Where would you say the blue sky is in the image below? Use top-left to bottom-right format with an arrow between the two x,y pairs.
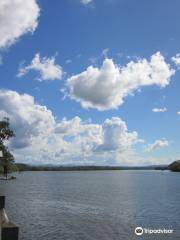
0,0 -> 180,165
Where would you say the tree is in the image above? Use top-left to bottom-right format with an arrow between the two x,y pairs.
0,118 -> 15,179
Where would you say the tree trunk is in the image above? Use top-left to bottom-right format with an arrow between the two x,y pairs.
3,165 -> 8,180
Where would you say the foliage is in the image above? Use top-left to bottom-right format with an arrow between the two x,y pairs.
0,117 -> 14,144
0,118 -> 15,178
168,160 -> 180,172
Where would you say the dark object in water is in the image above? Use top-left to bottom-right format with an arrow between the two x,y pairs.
10,176 -> 16,180
0,196 -> 19,240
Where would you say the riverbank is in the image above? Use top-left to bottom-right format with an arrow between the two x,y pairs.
15,163 -> 168,171
2,161 -> 180,173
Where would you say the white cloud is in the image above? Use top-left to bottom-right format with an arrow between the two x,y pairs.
171,53 -> 180,66
152,107 -> 167,113
0,0 -> 40,49
146,139 -> 169,152
94,117 -> 139,153
66,59 -> 72,64
177,111 -> 180,115
18,53 -> 63,81
67,52 -> 175,111
0,90 -> 55,149
55,117 -> 140,157
80,0 -> 93,5
102,48 -> 109,58
0,90 -> 141,165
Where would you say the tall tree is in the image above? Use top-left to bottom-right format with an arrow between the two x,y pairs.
0,118 -> 15,179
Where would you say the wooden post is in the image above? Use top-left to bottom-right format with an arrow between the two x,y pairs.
1,222 -> 19,240
0,197 -> 5,210
0,196 -> 19,240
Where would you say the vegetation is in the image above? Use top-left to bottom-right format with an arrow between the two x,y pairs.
14,163 -> 168,172
0,118 -> 15,179
168,160 -> 180,172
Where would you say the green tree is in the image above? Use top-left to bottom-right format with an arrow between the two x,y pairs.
0,118 -> 15,179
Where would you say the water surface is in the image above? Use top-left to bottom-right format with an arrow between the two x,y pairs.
0,170 -> 179,239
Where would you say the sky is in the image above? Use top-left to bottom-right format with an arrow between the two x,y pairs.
0,0 -> 180,165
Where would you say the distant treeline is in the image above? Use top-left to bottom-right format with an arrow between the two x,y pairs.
1,162 -> 179,173
14,163 -> 168,172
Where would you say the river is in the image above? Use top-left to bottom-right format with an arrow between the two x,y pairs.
0,170 -> 179,239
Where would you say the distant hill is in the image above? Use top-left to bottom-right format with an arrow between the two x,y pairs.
15,163 -> 168,171
168,160 -> 180,172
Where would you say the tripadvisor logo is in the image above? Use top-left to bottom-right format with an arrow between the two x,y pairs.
134,226 -> 174,236
135,227 -> 143,236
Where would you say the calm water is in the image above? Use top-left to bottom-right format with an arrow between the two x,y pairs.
0,170 -> 179,240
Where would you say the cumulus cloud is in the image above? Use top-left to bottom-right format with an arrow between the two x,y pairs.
0,90 -> 55,149
152,107 -> 167,113
0,90 -> 141,165
171,53 -> 180,66
94,117 -> 139,153
55,117 -> 99,136
177,111 -> 180,115
80,0 -> 93,5
55,117 -> 140,156
67,52 -> 175,111
18,53 -> 63,81
146,139 -> 169,152
0,0 -> 40,49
